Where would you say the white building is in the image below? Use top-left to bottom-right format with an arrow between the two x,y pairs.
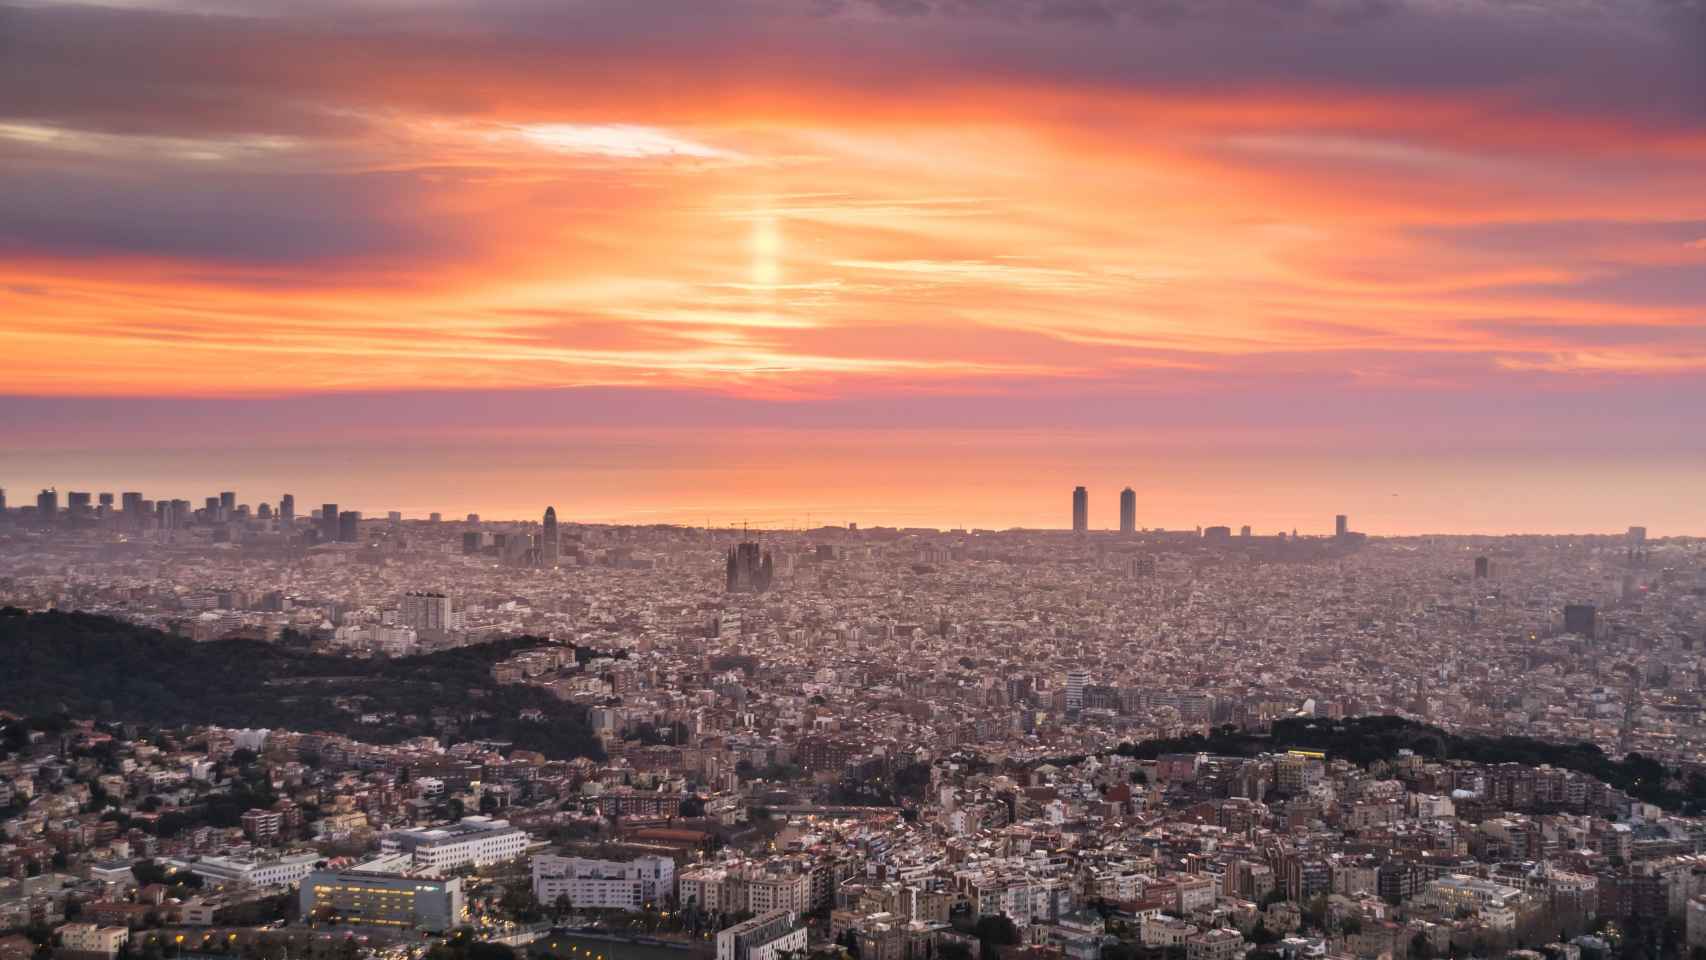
170,852 -> 320,888
717,910 -> 807,960
59,924 -> 130,958
1065,669 -> 1090,712
532,854 -> 675,911
383,816 -> 530,873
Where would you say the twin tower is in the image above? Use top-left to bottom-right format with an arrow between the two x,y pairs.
1072,486 -> 1137,534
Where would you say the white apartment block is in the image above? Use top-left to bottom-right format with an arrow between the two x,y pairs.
532,855 -> 676,910
60,924 -> 130,958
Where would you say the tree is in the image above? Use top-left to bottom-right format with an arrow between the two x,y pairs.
500,884 -> 542,923
975,915 -> 1020,947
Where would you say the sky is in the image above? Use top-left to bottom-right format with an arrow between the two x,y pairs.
3,0 -> 1705,533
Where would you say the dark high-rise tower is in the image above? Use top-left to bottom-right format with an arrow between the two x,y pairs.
1335,514 -> 1348,538
321,503 -> 339,540
37,488 -> 58,524
338,510 -> 360,542
541,506 -> 560,567
1564,604 -> 1597,638
1119,487 -> 1136,534
1072,486 -> 1088,533
220,491 -> 236,518
279,494 -> 294,531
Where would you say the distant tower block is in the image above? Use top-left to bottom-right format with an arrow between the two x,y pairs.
542,506 -> 560,567
1119,487 -> 1136,534
1335,514 -> 1348,538
1072,486 -> 1088,533
1474,556 -> 1490,579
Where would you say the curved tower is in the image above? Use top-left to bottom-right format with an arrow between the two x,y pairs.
542,506 -> 560,566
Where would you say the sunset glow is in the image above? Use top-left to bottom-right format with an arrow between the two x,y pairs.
4,0 -> 1705,532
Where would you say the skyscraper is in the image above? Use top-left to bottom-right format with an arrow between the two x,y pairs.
37,488 -> 58,524
541,506 -> 560,567
220,491 -> 236,518
1334,514 -> 1348,538
321,503 -> 339,540
279,494 -> 294,530
1072,486 -> 1088,533
1066,668 -> 1090,712
1564,604 -> 1597,637
1474,556 -> 1490,579
338,510 -> 360,542
1119,487 -> 1136,534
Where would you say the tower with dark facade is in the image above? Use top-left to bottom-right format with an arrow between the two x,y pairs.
1072,486 -> 1088,533
541,506 -> 560,567
1119,487 -> 1136,534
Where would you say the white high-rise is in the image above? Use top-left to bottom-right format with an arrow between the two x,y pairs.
1066,669 -> 1090,712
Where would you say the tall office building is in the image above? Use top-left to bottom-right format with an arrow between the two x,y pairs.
1335,514 -> 1348,538
1065,668 -> 1090,712
121,492 -> 143,527
320,503 -> 339,540
1474,556 -> 1490,579
1119,487 -> 1136,534
1563,604 -> 1597,638
36,488 -> 58,524
1627,526 -> 1647,547
541,506 -> 560,567
337,510 -> 360,542
98,492 -> 114,514
1072,486 -> 1088,533
68,491 -> 92,517
219,491 -> 236,518
279,494 -> 294,530
0,488 -> 7,514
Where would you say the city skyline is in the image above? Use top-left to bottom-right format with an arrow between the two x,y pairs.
1,476 -> 1678,540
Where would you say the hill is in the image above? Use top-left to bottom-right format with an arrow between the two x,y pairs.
0,609 -> 604,760
1095,715 -> 1701,813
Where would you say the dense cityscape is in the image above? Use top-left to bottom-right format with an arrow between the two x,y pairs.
2,484 -> 1704,960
